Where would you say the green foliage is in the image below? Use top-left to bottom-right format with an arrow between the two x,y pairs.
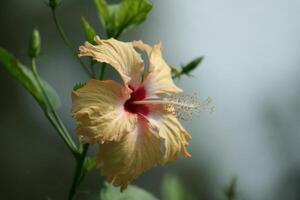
173,56 -> 204,79
0,47 -> 60,112
28,28 -> 41,59
81,17 -> 97,44
224,178 -> 237,200
171,66 -> 181,78
40,78 -> 61,111
81,17 -> 98,67
73,82 -> 86,91
161,174 -> 196,200
94,0 -> 110,29
100,182 -> 158,200
95,0 -> 152,38
181,56 -> 204,75
84,157 -> 97,172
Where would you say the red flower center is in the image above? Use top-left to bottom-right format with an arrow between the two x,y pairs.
124,85 -> 149,116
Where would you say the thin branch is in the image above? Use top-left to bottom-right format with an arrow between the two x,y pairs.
31,58 -> 79,157
51,9 -> 94,78
68,144 -> 89,200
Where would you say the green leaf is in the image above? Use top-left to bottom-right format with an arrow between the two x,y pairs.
94,0 -> 110,28
171,66 -> 181,79
95,0 -> 152,38
73,82 -> 86,91
81,17 -> 97,44
84,157 -> 97,172
41,80 -> 61,110
161,174 -> 196,200
100,182 -> 158,200
0,47 -> 60,111
81,18 -> 98,68
181,56 -> 204,76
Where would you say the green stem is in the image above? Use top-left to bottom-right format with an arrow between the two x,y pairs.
90,62 -> 96,78
99,63 -> 107,80
51,9 -> 94,78
31,59 -> 78,156
68,144 -> 89,200
45,112 -> 78,156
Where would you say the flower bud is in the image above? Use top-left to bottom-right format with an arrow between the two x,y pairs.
48,0 -> 60,10
28,28 -> 41,59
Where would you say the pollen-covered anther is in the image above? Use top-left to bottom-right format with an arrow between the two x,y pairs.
163,93 -> 214,120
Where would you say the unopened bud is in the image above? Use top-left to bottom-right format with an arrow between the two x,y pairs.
48,0 -> 60,10
28,28 -> 41,59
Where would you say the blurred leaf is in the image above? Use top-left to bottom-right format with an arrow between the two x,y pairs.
73,82 -> 86,91
181,56 -> 204,76
171,66 -> 181,78
81,17 -> 97,44
162,174 -> 196,200
81,17 -> 98,69
100,182 -> 158,200
224,177 -> 237,200
95,0 -> 152,38
116,0 -> 152,36
84,157 -> 96,172
172,57 -> 204,79
40,79 -> 61,110
0,47 -> 60,111
94,0 -> 110,28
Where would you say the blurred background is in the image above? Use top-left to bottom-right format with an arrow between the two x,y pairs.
1,0 -> 300,199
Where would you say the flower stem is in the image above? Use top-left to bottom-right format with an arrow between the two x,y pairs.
50,8 -> 94,78
99,63 -> 107,80
31,58 -> 78,156
68,144 -> 89,200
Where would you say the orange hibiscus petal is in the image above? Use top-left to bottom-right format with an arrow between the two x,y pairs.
72,80 -> 137,143
96,120 -> 162,191
133,41 -> 182,98
79,36 -> 144,89
148,110 -> 191,164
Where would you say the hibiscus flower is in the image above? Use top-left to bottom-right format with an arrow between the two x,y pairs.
72,36 -> 202,190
